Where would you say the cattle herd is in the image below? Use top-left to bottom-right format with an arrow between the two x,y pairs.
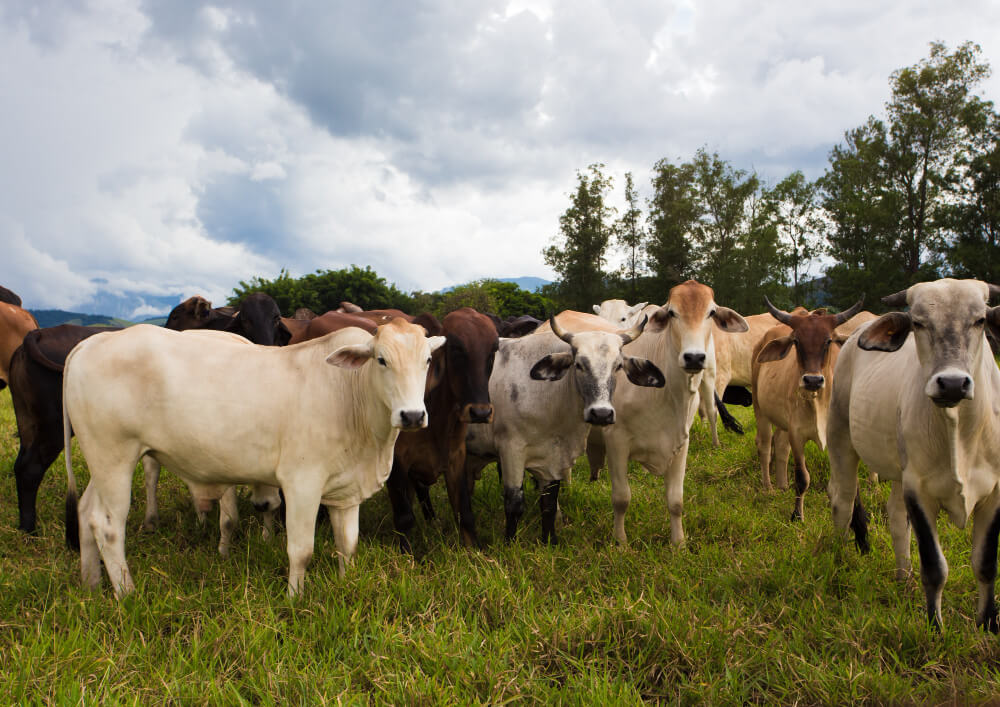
0,277 -> 998,632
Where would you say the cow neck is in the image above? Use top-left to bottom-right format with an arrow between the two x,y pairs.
352,360 -> 398,445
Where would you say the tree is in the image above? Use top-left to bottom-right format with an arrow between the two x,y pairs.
543,164 -> 615,311
646,158 -> 698,296
229,265 -> 413,314
768,171 -> 823,304
948,112 -> 1000,282
615,172 -> 646,302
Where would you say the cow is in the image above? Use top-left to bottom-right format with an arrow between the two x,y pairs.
165,293 -> 291,345
465,311 -> 664,544
828,278 -> 1000,630
388,307 -> 498,550
350,309 -> 443,337
1,301 -> 38,390
63,320 -> 444,597
0,285 -> 23,307
9,325 -> 278,554
750,298 -> 864,521
590,280 -> 748,546
288,311 -> 377,345
293,307 -> 318,320
593,299 -> 648,327
498,315 -> 542,338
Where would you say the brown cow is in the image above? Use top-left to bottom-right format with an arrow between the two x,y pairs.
0,285 -> 22,307
349,309 -> 443,336
287,311 -> 377,344
1,301 -> 39,390
165,293 -> 291,345
751,298 -> 863,520
387,307 -> 499,550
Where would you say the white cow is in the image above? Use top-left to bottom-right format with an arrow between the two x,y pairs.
465,311 -> 664,544
591,280 -> 748,546
63,320 -> 444,598
828,278 -> 1000,630
593,299 -> 648,327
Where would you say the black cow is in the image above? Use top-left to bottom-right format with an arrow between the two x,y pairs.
165,293 -> 290,345
10,325 -> 117,533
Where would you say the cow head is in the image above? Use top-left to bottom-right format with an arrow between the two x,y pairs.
530,314 -> 664,426
165,296 -> 215,330
438,308 -> 499,424
646,280 -> 748,373
229,293 -> 291,346
327,318 -> 446,429
593,299 -> 649,327
859,279 -> 1000,408
756,297 -> 864,395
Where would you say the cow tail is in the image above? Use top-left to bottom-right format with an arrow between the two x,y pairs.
714,392 -> 744,435
63,362 -> 80,551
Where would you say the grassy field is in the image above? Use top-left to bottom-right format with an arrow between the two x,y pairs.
1,388 -> 999,703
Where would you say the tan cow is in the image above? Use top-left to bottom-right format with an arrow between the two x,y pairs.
828,279 -> 1000,630
592,280 -> 748,546
1,301 -> 38,390
751,299 -> 863,521
64,320 -> 444,598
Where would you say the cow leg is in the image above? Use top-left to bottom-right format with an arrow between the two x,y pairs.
250,484 -> 281,542
84,461 -> 137,598
141,454 -> 160,530
414,481 -> 436,522
498,447 -> 526,543
444,455 -> 478,548
283,487 -> 322,597
886,482 -> 911,580
327,504 -> 361,578
663,437 -> 691,546
699,376 -> 720,448
217,487 -> 239,557
903,489 -> 947,629
754,417 -> 774,491
827,414 -> 861,539
605,436 -> 632,545
13,440 -> 62,534
771,430 -> 791,491
77,485 -> 102,589
386,461 -> 416,553
539,480 -> 561,545
789,439 -> 809,522
971,491 -> 1000,633
586,436 -> 605,482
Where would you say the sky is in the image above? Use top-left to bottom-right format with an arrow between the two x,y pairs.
2,0 -> 999,317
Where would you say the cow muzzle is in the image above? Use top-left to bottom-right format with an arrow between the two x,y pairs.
461,403 -> 493,424
680,350 -> 706,373
585,406 -> 616,426
800,374 -> 825,392
396,409 -> 428,429
926,369 -> 974,408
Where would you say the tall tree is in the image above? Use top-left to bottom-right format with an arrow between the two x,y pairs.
768,171 -> 823,304
615,171 -> 646,302
543,164 -> 616,311
949,112 -> 1000,282
646,157 -> 698,296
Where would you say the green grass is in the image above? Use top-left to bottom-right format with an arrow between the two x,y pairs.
0,387 -> 998,703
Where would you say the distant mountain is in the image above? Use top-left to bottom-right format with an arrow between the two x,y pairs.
30,310 -> 135,328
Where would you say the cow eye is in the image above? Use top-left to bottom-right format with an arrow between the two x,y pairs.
378,356 -> 387,367
575,362 -> 582,370
975,317 -> 986,327
912,321 -> 924,330
426,357 -> 431,364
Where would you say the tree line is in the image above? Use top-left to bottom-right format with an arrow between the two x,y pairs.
543,41 -> 1000,314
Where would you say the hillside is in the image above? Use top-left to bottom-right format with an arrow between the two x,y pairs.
29,310 -> 135,328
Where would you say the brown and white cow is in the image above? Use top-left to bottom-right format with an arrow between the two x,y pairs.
751,298 -> 863,521
64,320 -> 444,597
388,307 -> 498,549
592,280 -> 748,546
828,278 -> 1000,630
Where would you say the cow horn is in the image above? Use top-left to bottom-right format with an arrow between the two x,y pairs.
988,283 -> 1000,302
549,315 -> 573,344
832,297 -> 865,326
881,289 -> 908,307
620,314 -> 648,345
764,297 -> 793,325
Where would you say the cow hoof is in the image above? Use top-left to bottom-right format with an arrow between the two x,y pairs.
790,510 -> 803,522
978,611 -> 1000,634
142,516 -> 159,531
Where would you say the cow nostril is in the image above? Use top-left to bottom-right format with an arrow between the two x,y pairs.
682,352 -> 706,369
802,375 -> 824,390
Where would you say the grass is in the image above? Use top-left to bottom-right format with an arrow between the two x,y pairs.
0,386 -> 999,703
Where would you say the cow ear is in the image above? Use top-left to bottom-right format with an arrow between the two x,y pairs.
858,312 -> 911,352
630,302 -> 648,315
426,348 -> 446,391
986,306 -> 1000,340
623,356 -> 665,388
646,307 -> 672,332
530,352 -> 574,381
275,320 -> 292,346
427,335 -> 446,353
712,307 -> 749,333
756,336 -> 795,363
592,304 -> 602,315
326,342 -> 373,369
